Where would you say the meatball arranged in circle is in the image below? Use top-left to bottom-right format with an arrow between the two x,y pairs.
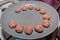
22,5 -> 27,11
9,20 -> 16,28
43,14 -> 50,20
25,25 -> 33,35
39,8 -> 46,15
35,6 -> 40,11
15,8 -> 20,13
28,5 -> 33,10
15,24 -> 23,33
34,24 -> 44,33
42,20 -> 50,28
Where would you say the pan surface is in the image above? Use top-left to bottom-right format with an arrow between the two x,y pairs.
1,1 -> 59,39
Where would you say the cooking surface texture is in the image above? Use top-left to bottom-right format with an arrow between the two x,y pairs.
1,1 -> 59,39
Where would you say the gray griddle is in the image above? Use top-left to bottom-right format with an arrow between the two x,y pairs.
1,1 -> 59,39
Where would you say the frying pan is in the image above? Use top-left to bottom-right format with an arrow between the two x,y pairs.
1,1 -> 59,39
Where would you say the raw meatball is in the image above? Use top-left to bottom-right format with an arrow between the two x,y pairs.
34,24 -> 44,33
15,24 -> 23,33
42,20 -> 50,28
28,5 -> 33,10
22,5 -> 27,11
43,14 -> 50,20
9,20 -> 16,28
15,8 -> 20,13
35,6 -> 40,11
25,25 -> 33,35
39,8 -> 46,15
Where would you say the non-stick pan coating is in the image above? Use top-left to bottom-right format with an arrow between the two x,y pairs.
1,1 -> 59,39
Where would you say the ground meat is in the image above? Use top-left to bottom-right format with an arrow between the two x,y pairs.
15,24 -> 23,33
22,5 -> 27,11
9,20 -> 16,28
25,25 -> 33,35
35,6 -> 40,11
34,24 -> 44,33
43,14 -> 50,20
28,5 -> 33,10
42,20 -> 50,28
15,8 -> 20,13
39,8 -> 46,15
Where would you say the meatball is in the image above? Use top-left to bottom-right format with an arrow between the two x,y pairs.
15,8 -> 20,13
43,14 -> 50,20
42,20 -> 50,28
28,5 -> 33,10
39,8 -> 46,15
35,6 -> 40,11
15,24 -> 23,33
9,20 -> 16,28
22,5 -> 27,11
34,24 -> 44,33
25,25 -> 33,35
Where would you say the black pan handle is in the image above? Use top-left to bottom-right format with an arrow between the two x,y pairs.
0,38 -> 1,40
0,1 -> 15,6
0,0 -> 15,12
1,8 -> 7,12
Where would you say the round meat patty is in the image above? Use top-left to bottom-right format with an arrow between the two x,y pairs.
43,14 -> 50,20
34,24 -> 44,33
42,20 -> 50,28
15,8 -> 20,13
35,6 -> 40,11
39,8 -> 46,15
25,25 -> 33,35
15,24 -> 23,33
28,5 -> 33,10
9,20 -> 16,28
22,5 -> 27,11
